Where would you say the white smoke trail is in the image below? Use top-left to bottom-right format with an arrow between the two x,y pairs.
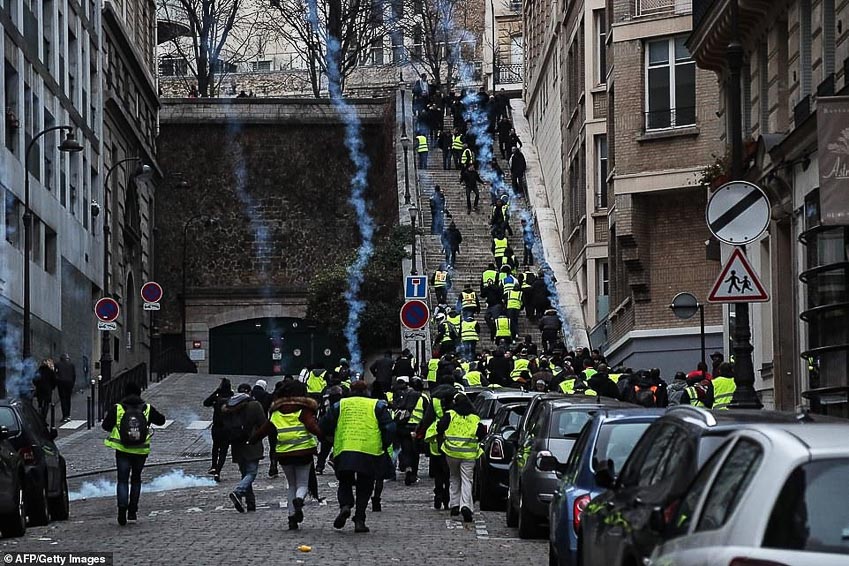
69,469 -> 217,501
305,1 -> 375,372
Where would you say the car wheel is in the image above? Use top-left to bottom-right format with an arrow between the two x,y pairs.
48,471 -> 69,521
517,489 -> 539,539
478,473 -> 502,511
505,486 -> 519,527
27,479 -> 50,527
0,475 -> 27,538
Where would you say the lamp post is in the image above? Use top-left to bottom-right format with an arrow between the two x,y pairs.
22,126 -> 83,359
181,214 -> 215,347
409,205 -> 418,275
99,158 -> 151,384
401,135 -> 411,204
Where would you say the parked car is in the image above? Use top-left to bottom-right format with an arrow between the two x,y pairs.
580,406 -> 834,566
473,389 -> 539,432
649,422 -> 849,566
506,395 -> 635,538
549,409 -> 664,566
0,399 -> 69,526
0,425 -> 26,538
475,401 -> 533,510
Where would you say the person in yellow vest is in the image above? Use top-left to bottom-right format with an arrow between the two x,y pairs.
494,312 -> 512,347
416,132 -> 429,169
431,265 -> 451,305
320,381 -> 395,533
435,313 -> 458,356
451,128 -> 465,169
499,266 -> 518,291
461,142 -> 475,168
101,382 -> 166,525
427,357 -> 440,386
394,376 -> 428,486
504,287 -> 523,339
250,380 -> 320,530
457,283 -> 480,318
712,363 -> 737,410
492,231 -> 509,262
460,315 -> 480,360
436,393 -> 485,522
463,361 -> 486,387
558,374 -> 578,394
418,384 -> 455,509
305,365 -> 328,401
481,262 -> 499,291
510,350 -> 531,387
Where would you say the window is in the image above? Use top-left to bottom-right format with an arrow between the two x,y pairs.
696,439 -> 763,531
44,225 -> 56,273
758,41 -> 769,134
250,60 -> 271,72
649,428 -> 693,486
595,135 -> 608,208
595,9 -> 606,84
4,192 -> 21,249
799,0 -> 812,98
597,260 -> 609,296
550,409 -> 592,438
31,218 -> 42,266
672,439 -> 732,536
645,36 -> 696,129
742,59 -> 752,136
823,0 -> 836,77
763,458 -> 849,555
593,422 -> 651,477
634,425 -> 679,487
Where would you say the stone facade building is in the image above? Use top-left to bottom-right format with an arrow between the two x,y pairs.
524,0 -> 726,377
691,0 -> 849,414
155,98 -> 397,375
1,0 -> 104,389
484,0 -> 525,92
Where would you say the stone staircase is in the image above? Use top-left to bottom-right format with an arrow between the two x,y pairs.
416,150 -> 544,354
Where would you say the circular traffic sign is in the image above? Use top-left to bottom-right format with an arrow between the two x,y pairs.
670,292 -> 699,320
94,297 -> 120,322
140,281 -> 163,303
706,181 -> 770,245
400,300 -> 430,330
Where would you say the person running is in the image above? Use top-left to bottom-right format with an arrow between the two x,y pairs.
320,381 -> 395,533
203,378 -> 233,481
436,393 -> 485,523
101,382 -> 166,525
223,383 -> 267,514
251,380 -> 322,530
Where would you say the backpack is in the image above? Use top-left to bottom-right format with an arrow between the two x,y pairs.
222,406 -> 250,444
633,385 -> 658,408
667,382 -> 688,406
118,404 -> 149,446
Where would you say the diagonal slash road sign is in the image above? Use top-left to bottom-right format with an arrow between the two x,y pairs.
706,181 -> 770,245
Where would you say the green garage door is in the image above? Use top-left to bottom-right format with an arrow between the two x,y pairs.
209,318 -> 345,377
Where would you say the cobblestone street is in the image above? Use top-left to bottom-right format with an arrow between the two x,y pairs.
1,373 -> 545,564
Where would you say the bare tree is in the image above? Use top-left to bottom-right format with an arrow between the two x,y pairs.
396,0 -> 477,88
261,0 -> 387,97
157,0 -> 267,96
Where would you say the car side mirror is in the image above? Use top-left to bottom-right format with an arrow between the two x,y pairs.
536,453 -> 559,472
49,428 -> 59,440
594,458 -> 616,489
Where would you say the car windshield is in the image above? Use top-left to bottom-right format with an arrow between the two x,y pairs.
0,407 -> 20,433
592,421 -> 651,475
549,409 -> 592,438
763,458 -> 849,555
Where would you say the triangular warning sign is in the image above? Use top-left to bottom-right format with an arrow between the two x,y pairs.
708,247 -> 769,303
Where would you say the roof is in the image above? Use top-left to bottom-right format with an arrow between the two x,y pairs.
751,423 -> 849,452
548,396 -> 634,409
480,389 -> 539,399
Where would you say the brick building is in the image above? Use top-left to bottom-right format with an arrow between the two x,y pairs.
155,98 -> 397,375
690,0 -> 849,414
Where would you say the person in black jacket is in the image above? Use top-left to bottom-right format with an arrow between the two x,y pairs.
509,146 -> 527,196
460,164 -> 488,214
55,354 -> 77,422
587,365 -> 621,399
442,222 -> 463,268
486,348 -> 513,386
415,383 -> 456,509
34,358 -> 56,421
369,351 -> 395,399
392,349 -> 416,380
101,382 -> 166,525
203,378 -> 233,481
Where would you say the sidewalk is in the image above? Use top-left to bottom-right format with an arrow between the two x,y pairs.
56,372 -> 249,477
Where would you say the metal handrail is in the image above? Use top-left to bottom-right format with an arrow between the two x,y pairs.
98,363 -> 147,420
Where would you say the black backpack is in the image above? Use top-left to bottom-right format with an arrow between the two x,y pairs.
633,385 -> 658,408
119,404 -> 149,446
222,406 -> 250,444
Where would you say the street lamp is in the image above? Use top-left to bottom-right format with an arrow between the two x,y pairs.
99,157 -> 152,384
409,205 -> 418,275
22,127 -> 83,359
181,214 -> 216,347
401,135 -> 411,204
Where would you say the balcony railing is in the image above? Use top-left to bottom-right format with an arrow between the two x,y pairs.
636,0 -> 692,16
495,62 -> 523,85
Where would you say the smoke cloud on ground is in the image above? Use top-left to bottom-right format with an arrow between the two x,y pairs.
69,469 -> 216,501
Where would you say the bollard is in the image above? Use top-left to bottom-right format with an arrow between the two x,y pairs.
86,397 -> 92,429
50,402 -> 56,429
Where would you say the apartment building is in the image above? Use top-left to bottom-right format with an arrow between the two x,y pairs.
101,0 -> 160,374
484,0 -> 524,92
690,0 -> 849,415
1,0 -> 103,385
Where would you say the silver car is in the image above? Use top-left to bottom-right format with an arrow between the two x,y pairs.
649,422 -> 849,566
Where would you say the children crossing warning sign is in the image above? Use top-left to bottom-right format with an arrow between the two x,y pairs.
708,247 -> 769,303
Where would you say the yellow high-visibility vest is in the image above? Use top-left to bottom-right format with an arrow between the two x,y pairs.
416,135 -> 428,152
334,397 -> 383,457
493,238 -> 508,258
495,317 -> 511,337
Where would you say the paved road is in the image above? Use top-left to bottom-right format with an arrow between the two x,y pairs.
2,372 -> 546,564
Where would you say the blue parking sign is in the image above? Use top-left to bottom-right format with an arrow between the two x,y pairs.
405,276 -> 428,299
